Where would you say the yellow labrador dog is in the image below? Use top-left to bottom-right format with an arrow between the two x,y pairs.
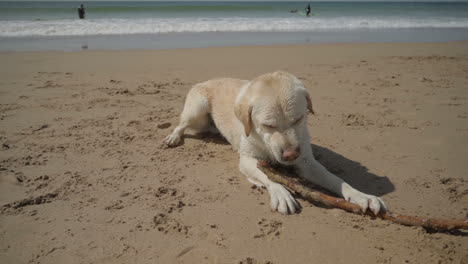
165,71 -> 386,214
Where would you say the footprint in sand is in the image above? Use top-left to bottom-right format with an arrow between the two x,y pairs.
162,246 -> 218,264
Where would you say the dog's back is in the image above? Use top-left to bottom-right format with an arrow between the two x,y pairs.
189,78 -> 249,149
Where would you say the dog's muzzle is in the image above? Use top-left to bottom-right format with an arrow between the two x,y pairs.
281,147 -> 300,162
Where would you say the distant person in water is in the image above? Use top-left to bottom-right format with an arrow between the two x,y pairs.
305,4 -> 311,17
78,4 -> 85,19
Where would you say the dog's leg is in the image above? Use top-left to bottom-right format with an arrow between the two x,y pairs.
164,124 -> 188,147
164,87 -> 210,147
295,147 -> 386,215
246,177 -> 265,188
240,155 -> 300,214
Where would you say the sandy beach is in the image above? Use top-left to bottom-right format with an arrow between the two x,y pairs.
1,42 -> 467,263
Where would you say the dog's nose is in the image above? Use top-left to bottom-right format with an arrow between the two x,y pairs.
282,147 -> 300,162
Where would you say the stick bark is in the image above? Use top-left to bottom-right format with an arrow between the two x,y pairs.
257,160 -> 468,232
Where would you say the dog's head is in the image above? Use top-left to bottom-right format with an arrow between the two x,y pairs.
235,71 -> 314,165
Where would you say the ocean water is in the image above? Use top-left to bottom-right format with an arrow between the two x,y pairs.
0,1 -> 468,51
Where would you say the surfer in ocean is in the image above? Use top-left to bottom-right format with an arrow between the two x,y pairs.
78,4 -> 85,19
305,3 -> 311,17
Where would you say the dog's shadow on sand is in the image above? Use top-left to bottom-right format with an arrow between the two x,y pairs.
311,144 -> 394,197
184,133 -> 231,145
183,133 -> 394,197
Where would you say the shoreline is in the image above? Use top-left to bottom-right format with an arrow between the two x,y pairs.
1,28 -> 468,52
2,40 -> 468,53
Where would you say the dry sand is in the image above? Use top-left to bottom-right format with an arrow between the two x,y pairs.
0,42 -> 467,264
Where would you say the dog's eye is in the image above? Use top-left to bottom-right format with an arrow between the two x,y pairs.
292,116 -> 303,125
263,124 -> 276,129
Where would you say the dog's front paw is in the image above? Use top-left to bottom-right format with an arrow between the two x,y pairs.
163,133 -> 182,147
268,183 -> 300,214
344,191 -> 387,215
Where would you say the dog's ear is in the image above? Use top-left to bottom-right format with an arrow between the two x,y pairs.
305,91 -> 315,115
294,77 -> 315,115
234,101 -> 252,137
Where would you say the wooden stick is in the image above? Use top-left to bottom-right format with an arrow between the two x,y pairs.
257,160 -> 468,232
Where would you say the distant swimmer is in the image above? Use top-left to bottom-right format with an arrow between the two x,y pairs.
290,9 -> 298,13
78,4 -> 85,19
305,3 -> 311,17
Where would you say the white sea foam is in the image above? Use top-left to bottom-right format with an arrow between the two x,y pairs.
1,17 -> 468,37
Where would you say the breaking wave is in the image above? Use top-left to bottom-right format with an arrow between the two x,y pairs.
1,17 -> 468,37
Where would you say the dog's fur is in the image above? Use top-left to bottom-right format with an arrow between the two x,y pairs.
165,71 -> 386,214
